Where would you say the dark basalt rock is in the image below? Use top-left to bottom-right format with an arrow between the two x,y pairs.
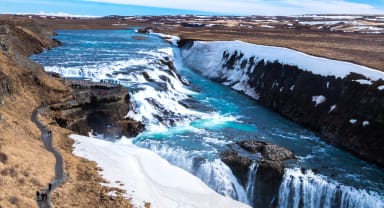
220,149 -> 252,186
160,58 -> 176,71
255,160 -> 285,208
220,140 -> 294,208
238,140 -> 294,161
137,27 -> 153,34
49,81 -> 144,138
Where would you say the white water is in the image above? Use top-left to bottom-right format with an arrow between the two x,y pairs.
32,30 -> 384,208
134,139 -> 249,204
246,163 -> 258,204
278,168 -> 384,208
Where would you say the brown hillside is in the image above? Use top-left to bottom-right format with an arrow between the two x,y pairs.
0,19 -> 133,207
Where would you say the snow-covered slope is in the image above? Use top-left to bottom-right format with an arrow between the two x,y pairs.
71,134 -> 250,208
181,40 -> 384,82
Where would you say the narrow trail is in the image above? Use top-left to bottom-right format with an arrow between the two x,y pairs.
32,107 -> 66,208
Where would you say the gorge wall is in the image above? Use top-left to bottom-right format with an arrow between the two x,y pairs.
180,40 -> 384,167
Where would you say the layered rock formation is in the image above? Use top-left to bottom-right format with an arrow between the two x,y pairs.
221,140 -> 294,208
181,40 -> 384,167
49,81 -> 144,138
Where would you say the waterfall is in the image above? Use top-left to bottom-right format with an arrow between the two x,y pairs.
245,162 -> 258,204
136,141 -> 249,204
278,168 -> 384,208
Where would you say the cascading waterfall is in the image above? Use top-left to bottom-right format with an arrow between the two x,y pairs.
32,30 -> 384,208
135,140 -> 250,204
278,168 -> 384,208
245,162 -> 258,204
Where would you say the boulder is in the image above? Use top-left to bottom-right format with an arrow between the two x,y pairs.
220,140 -> 294,208
254,160 -> 284,208
137,27 -> 153,34
238,140 -> 294,161
220,150 -> 252,186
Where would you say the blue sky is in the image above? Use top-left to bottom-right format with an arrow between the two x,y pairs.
0,0 -> 383,16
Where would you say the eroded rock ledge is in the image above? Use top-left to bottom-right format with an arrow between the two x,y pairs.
48,81 -> 144,138
221,140 -> 294,208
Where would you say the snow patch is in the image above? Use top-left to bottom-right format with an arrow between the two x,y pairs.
260,25 -> 275,28
349,119 -> 358,124
312,95 -> 326,107
181,41 -> 384,83
151,32 -> 180,46
354,79 -> 373,85
299,21 -> 346,25
377,85 -> 384,91
363,121 -> 370,127
329,105 -> 337,113
71,134 -> 250,208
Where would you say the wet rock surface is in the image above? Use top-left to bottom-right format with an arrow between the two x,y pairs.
220,149 -> 252,186
220,140 -> 294,208
49,80 -> 144,138
238,140 -> 294,161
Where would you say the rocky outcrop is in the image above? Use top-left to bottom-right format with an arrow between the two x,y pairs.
0,71 -> 13,99
238,140 -> 294,161
220,140 -> 294,208
137,27 -> 153,34
49,82 -> 144,138
0,19 -> 60,56
181,40 -> 384,167
220,150 -> 252,186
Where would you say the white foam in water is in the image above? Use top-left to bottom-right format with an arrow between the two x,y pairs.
71,134 -> 250,208
45,59 -> 151,80
203,136 -> 232,145
278,168 -> 384,208
119,47 -> 209,131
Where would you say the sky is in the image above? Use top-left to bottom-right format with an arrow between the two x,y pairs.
0,0 -> 383,16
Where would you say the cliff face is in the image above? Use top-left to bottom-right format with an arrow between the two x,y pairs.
180,40 -> 384,167
49,82 -> 144,138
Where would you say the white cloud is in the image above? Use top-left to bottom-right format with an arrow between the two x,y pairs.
83,0 -> 383,15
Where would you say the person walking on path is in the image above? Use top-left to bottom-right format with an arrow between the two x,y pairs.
36,191 -> 40,201
33,107 -> 66,208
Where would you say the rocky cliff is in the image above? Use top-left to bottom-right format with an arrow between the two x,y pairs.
180,39 -> 384,167
221,140 -> 294,207
49,81 -> 144,138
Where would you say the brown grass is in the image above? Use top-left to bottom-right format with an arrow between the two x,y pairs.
38,114 -> 135,208
157,26 -> 384,71
0,51 -> 56,208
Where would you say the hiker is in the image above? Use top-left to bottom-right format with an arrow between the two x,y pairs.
48,183 -> 52,191
36,191 -> 40,200
43,192 -> 48,200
